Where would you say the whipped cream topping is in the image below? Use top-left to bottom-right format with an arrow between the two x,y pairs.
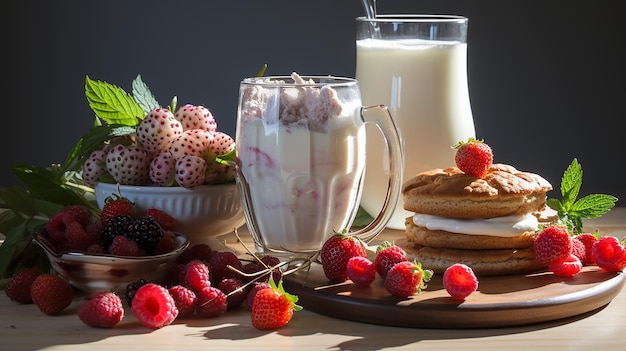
412,213 -> 539,237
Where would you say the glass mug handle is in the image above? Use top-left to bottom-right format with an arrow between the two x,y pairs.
351,104 -> 404,242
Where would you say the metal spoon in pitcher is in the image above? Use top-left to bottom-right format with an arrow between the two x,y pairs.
361,0 -> 377,19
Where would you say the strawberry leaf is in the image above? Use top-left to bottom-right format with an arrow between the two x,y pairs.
85,76 -> 144,126
131,74 -> 160,114
63,124 -> 135,173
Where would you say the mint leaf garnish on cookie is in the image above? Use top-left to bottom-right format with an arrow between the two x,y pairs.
546,158 -> 618,235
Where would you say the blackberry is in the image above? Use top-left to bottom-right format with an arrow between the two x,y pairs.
127,216 -> 163,253
125,278 -> 150,306
100,215 -> 135,252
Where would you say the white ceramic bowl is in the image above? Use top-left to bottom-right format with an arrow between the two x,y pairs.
94,182 -> 246,246
34,229 -> 189,297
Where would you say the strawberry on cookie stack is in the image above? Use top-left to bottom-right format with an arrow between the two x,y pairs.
398,138 -> 554,276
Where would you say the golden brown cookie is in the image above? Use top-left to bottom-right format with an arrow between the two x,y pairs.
402,164 -> 553,219
404,218 -> 536,250
397,238 -> 545,276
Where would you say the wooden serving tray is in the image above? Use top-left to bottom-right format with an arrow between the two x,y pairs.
283,265 -> 625,328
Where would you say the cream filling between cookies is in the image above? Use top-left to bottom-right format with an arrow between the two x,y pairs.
412,213 -> 539,237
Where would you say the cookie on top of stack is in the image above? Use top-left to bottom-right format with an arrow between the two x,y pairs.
398,139 -> 553,276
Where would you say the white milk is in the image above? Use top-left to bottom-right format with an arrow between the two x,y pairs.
237,111 -> 365,253
356,38 -> 475,229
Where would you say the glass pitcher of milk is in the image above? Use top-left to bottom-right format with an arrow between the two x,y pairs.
356,15 -> 476,229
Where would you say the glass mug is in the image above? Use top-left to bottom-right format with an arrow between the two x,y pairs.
356,15 -> 476,229
234,74 -> 403,259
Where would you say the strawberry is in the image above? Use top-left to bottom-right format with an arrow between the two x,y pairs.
100,194 -> 136,226
592,236 -> 626,272
175,155 -> 207,188
174,104 -> 217,133
5,267 -> 42,304
346,256 -> 376,287
250,278 -> 301,330
453,137 -> 493,178
136,108 -> 183,156
320,231 -> 367,282
374,241 -> 408,279
384,260 -> 433,298
30,274 -> 74,315
168,129 -> 214,160
77,291 -> 125,328
105,144 -> 151,185
533,225 -> 572,266
149,152 -> 176,186
82,149 -> 109,187
549,254 -> 583,277
131,283 -> 179,329
209,131 -> 235,156
443,263 -> 478,300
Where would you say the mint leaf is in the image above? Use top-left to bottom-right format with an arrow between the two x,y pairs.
570,193 -> 617,218
131,74 -> 160,114
560,158 -> 582,209
85,76 -> 144,126
548,158 -> 618,235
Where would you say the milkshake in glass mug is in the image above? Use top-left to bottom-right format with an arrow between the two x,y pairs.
356,15 -> 476,229
234,73 -> 403,259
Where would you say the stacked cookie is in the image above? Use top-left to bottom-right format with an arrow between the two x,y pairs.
399,164 -> 553,276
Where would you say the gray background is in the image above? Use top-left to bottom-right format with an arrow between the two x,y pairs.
1,1 -> 624,205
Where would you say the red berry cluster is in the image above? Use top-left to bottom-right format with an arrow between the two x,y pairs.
534,224 -> 626,276
319,236 -> 479,299
43,202 -> 178,256
5,242 -> 298,330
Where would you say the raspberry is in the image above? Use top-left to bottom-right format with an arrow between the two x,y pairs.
574,232 -> 598,265
188,243 -> 215,263
245,281 -> 271,311
570,237 -> 586,264
196,286 -> 228,317
127,216 -> 164,253
45,211 -> 76,244
374,242 -> 408,279
218,278 -> 246,310
86,244 -> 106,254
153,230 -> 178,255
77,291 -> 124,328
145,208 -> 177,231
169,285 -> 197,318
184,259 -> 211,292
125,278 -> 151,306
533,225 -> 572,265
208,251 -> 243,285
384,261 -> 432,298
131,283 -> 179,329
109,235 -> 143,256
443,263 -> 479,300
65,221 -> 99,252
62,205 -> 91,227
346,256 -> 376,287
549,254 -> 583,277
5,267 -> 42,304
162,263 -> 185,288
30,274 -> 74,315
592,236 -> 626,272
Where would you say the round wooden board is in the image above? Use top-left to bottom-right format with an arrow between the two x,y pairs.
283,265 -> 625,329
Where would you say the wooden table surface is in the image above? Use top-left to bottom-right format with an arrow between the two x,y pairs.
1,208 -> 625,351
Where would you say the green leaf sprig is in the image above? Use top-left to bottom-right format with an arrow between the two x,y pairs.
546,158 -> 618,235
